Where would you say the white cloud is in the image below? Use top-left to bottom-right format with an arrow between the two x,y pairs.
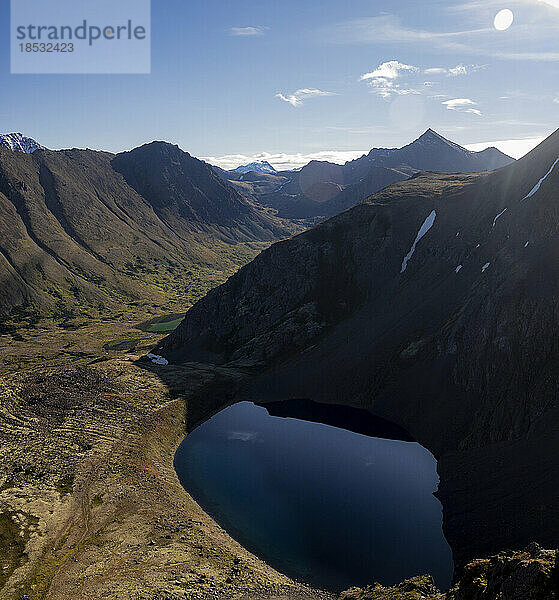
230,26 -> 267,37
465,137 -> 546,158
204,150 -> 368,171
424,64 -> 484,76
276,88 -> 336,107
448,65 -> 468,76
360,60 -> 420,98
442,98 -> 482,115
554,96 -> 559,104
359,61 -> 485,100
361,60 -> 419,81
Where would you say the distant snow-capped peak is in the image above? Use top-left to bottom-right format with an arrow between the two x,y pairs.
233,160 -> 277,174
0,133 -> 43,154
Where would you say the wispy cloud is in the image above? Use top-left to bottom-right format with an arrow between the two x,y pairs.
204,150 -> 368,171
276,88 -> 336,107
425,64 -> 484,76
323,13 -> 559,60
494,51 -> 559,61
230,26 -> 268,37
448,0 -> 559,11
360,60 -> 420,98
324,15 -> 491,50
442,98 -> 482,115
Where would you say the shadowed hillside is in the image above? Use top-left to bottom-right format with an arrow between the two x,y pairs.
157,128 -> 559,569
0,143 -> 298,323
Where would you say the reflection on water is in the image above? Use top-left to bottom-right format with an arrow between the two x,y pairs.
174,401 -> 453,592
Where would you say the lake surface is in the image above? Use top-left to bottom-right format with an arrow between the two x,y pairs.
174,401 -> 453,592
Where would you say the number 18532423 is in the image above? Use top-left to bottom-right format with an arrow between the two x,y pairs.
19,42 -> 74,52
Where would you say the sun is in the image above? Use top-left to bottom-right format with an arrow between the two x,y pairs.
494,9 -> 514,31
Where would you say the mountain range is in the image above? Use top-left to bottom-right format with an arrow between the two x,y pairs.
0,141 -> 297,320
157,128 -> 559,570
220,129 -> 513,220
0,129 -> 513,322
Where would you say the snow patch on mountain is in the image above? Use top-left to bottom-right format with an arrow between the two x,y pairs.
492,208 -> 508,228
147,353 -> 169,366
0,133 -> 43,154
401,210 -> 437,273
523,157 -> 559,200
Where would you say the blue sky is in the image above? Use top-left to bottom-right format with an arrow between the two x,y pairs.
1,0 -> 559,168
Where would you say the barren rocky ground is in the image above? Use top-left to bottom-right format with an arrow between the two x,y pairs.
0,326 -> 334,600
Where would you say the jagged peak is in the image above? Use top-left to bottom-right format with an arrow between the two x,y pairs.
416,128 -> 459,146
0,132 -> 43,154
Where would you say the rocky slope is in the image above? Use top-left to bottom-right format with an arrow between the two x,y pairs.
0,142 -> 297,320
112,143 -> 289,243
223,130 -> 514,219
339,544 -> 558,600
0,354 -> 335,600
157,128 -> 559,569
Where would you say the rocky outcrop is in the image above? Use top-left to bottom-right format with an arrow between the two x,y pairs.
339,545 -> 558,600
339,576 -> 443,600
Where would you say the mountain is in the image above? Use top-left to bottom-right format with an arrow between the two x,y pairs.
156,129 -> 559,571
0,142 -> 297,320
111,143 -> 289,243
0,133 -> 43,154
343,128 -> 512,181
233,160 -> 277,174
224,129 -> 514,220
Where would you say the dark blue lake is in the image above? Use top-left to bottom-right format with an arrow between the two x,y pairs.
174,401 -> 453,592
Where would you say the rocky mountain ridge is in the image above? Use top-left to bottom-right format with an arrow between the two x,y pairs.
0,141 -> 297,320
221,129 -> 514,220
157,128 -> 559,569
